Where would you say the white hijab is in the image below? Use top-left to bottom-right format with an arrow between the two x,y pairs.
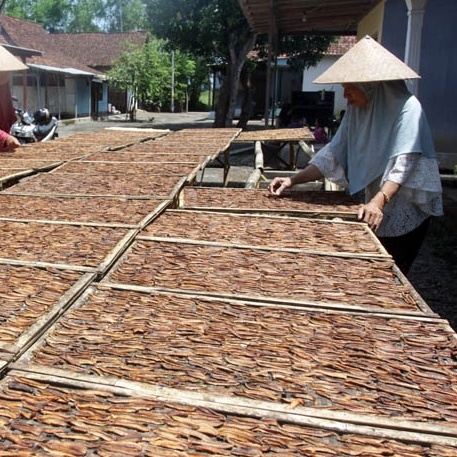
330,80 -> 436,195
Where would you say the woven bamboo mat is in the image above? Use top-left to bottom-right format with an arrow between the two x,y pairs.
2,370 -> 456,453
177,187 -> 359,217
140,209 -> 387,258
13,286 -> 457,435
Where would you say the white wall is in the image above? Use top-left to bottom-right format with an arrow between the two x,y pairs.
301,55 -> 347,116
11,76 -> 75,118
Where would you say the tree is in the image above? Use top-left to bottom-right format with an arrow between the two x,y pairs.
108,38 -> 168,118
172,50 -> 196,112
99,0 -> 147,32
145,0 -> 256,127
68,0 -> 105,32
107,37 -> 197,116
5,0 -> 147,32
5,0 -> 72,30
277,35 -> 337,72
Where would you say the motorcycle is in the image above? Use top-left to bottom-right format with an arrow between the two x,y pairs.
10,98 -> 58,143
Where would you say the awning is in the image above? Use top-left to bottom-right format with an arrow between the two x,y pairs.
27,63 -> 106,80
238,0 -> 384,35
1,44 -> 42,58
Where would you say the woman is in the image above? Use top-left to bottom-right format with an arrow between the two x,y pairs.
268,36 -> 443,275
0,47 -> 28,152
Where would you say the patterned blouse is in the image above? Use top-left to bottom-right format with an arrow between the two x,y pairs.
310,149 -> 443,237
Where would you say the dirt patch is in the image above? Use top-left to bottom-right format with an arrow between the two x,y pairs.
408,215 -> 457,331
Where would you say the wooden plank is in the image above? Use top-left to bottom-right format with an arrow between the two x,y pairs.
0,258 -> 96,272
3,191 -> 171,199
96,228 -> 139,275
105,239 -> 431,314
234,127 -> 315,142
101,281 -> 431,317
51,160 -> 202,176
136,199 -> 172,230
141,209 -> 389,259
2,370 -> 456,452
5,368 -> 457,447
138,235 -> 390,261
245,168 -> 263,188
99,282 -> 437,318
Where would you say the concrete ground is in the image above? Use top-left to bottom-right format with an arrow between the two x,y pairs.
59,110 -> 225,137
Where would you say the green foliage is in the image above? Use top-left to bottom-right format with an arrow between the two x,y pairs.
145,0 -> 256,124
254,34 -> 337,71
6,0 -> 71,29
107,37 -> 197,110
5,0 -> 147,32
145,0 -> 249,61
68,0 -> 105,32
100,0 -> 147,32
281,35 -> 338,71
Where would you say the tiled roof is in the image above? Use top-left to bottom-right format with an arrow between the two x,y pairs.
248,35 -> 356,62
51,32 -> 148,69
326,35 -> 356,56
0,14 -> 147,75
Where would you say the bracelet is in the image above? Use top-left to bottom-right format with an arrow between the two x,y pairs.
380,190 -> 390,204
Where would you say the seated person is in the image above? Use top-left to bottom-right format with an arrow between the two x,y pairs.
313,117 -> 328,143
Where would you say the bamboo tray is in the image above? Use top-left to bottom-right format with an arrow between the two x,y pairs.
178,186 -> 359,217
2,372 -> 456,454
106,239 -> 431,314
140,209 -> 388,258
123,141 -> 228,152
233,126 -> 314,142
0,265 -> 94,357
0,148 -> 93,160
1,129 -> 164,160
161,127 -> 241,143
0,169 -> 37,187
140,143 -> 231,155
58,128 -> 166,149
0,220 -> 137,270
0,159 -> 63,170
53,160 -> 202,176
15,287 -> 457,430
0,194 -> 168,226
84,151 -> 211,164
119,142 -> 232,159
168,127 -> 241,137
2,173 -> 187,198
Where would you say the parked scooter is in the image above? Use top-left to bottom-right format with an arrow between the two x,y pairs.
10,98 -> 58,143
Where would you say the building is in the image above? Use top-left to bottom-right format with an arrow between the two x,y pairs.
0,14 -> 148,120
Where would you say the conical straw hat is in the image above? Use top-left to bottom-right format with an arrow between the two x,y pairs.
314,35 -> 420,84
0,46 -> 28,72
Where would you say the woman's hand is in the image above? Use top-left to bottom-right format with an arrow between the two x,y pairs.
358,183 -> 400,231
268,165 -> 324,197
4,135 -> 21,151
268,177 -> 292,196
357,200 -> 384,231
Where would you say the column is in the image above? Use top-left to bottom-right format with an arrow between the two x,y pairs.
404,0 -> 428,95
